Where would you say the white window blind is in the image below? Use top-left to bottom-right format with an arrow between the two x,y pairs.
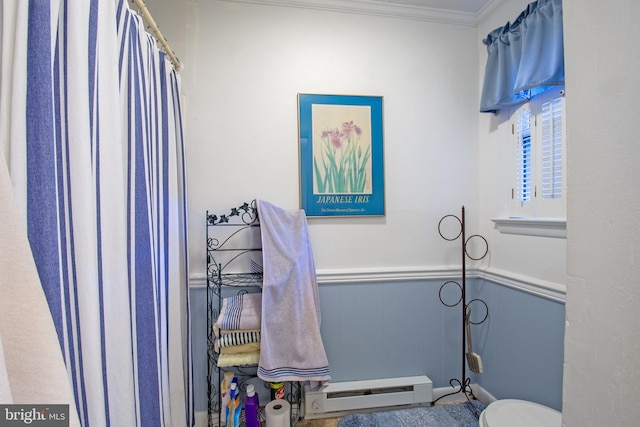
515,108 -> 532,203
540,96 -> 564,200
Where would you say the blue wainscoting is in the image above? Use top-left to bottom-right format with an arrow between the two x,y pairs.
190,275 -> 565,414
317,279 -> 461,386
469,278 -> 565,412
191,286 -> 209,413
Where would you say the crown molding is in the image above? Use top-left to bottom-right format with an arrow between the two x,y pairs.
218,0 -> 480,26
476,0 -> 508,26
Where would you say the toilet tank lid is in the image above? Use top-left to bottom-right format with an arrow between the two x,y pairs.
483,399 -> 561,427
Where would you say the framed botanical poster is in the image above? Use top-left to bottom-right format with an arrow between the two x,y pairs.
298,94 -> 385,217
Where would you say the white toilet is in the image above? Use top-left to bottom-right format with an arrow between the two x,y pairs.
480,399 -> 561,427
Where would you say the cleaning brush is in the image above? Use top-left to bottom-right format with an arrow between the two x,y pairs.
465,306 -> 483,374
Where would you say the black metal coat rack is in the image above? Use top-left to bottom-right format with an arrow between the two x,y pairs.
433,206 -> 489,409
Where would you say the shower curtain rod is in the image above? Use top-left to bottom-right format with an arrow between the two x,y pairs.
131,0 -> 181,70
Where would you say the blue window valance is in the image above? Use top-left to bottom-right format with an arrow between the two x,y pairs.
480,0 -> 564,113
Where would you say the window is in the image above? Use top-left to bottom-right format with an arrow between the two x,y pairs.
515,108 -> 533,204
509,87 -> 566,219
540,96 -> 564,202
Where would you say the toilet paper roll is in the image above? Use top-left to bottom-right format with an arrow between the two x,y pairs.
265,399 -> 290,427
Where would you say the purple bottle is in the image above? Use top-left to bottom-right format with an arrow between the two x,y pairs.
244,384 -> 260,427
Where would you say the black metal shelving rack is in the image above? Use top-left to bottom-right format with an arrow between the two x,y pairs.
206,201 -> 300,427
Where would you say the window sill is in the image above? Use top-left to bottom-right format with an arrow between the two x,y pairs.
491,217 -> 566,238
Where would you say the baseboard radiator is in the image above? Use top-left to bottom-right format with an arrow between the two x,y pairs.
304,375 -> 433,419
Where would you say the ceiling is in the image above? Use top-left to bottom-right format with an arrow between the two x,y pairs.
383,0 -> 493,14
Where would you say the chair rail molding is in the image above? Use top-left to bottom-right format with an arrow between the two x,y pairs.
190,265 -> 566,303
479,267 -> 566,303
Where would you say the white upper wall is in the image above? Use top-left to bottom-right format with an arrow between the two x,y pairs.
562,1 -> 640,425
146,0 -> 566,286
153,0 -> 481,279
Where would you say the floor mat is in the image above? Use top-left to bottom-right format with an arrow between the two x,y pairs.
337,400 -> 485,427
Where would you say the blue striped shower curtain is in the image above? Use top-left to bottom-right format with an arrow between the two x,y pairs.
0,0 -> 192,426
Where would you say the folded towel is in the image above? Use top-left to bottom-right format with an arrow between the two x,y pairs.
215,341 -> 261,355
214,326 -> 261,348
217,351 -> 261,368
215,292 -> 262,331
256,200 -> 330,383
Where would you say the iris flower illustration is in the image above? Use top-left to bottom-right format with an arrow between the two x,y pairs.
314,121 -> 371,194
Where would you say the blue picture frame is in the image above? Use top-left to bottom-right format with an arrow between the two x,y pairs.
298,93 -> 385,217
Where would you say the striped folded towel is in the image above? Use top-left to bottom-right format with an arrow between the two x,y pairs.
217,329 -> 261,348
213,325 -> 262,354
215,293 -> 262,331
